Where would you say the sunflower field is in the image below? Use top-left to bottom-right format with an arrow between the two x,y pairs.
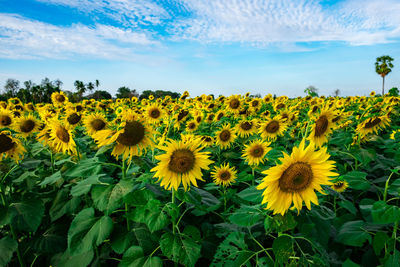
0,91 -> 400,267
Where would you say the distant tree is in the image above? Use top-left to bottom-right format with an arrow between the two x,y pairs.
139,90 -> 180,100
74,80 -> 86,100
304,85 -> 319,97
95,79 -> 100,89
87,90 -> 112,100
388,87 -> 399,97
87,82 -> 95,93
332,89 -> 340,97
116,87 -> 139,98
4,78 -> 20,98
375,55 -> 394,95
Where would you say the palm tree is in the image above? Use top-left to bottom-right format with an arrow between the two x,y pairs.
74,80 -> 86,100
375,55 -> 394,95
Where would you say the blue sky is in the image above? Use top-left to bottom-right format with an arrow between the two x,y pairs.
0,0 -> 399,97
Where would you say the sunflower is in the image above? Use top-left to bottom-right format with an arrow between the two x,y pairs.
214,110 -> 225,122
145,104 -> 164,124
331,180 -> 348,193
215,124 -> 237,149
0,130 -> 26,163
257,140 -> 338,215
0,109 -> 14,128
307,107 -> 336,147
82,113 -> 108,136
390,129 -> 400,140
93,115 -> 154,163
370,91 -> 376,97
186,120 -> 199,132
51,91 -> 69,106
356,115 -> 391,138
200,135 -> 214,147
14,114 -> 40,138
48,120 -> 77,155
225,95 -> 242,113
151,138 -> 213,191
65,111 -> 82,127
249,98 -> 262,112
211,163 -> 237,187
242,140 -> 271,166
235,119 -> 257,138
259,117 -> 288,141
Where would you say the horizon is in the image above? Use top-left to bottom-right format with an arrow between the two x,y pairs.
0,0 -> 399,97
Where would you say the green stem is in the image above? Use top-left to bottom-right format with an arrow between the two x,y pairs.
149,246 -> 161,257
11,225 -> 25,267
122,160 -> 127,179
251,168 -> 255,186
383,172 -> 394,202
1,165 -> 18,184
30,255 -> 38,267
172,189 -> 176,235
333,196 -> 337,215
222,186 -> 227,213
49,150 -> 55,174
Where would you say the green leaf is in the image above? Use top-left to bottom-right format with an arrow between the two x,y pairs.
371,201 -> 400,224
384,250 -> 400,267
9,198 -> 44,232
160,232 -> 201,267
119,246 -> 162,267
237,186 -> 263,203
336,220 -> 372,247
64,158 -> 101,177
92,180 -> 136,214
124,189 -> 154,206
373,232 -> 390,256
388,179 -> 400,197
211,232 -> 252,267
342,171 -> 370,191
342,258 -> 360,267
39,170 -> 63,186
70,174 -> 105,197
339,199 -> 357,215
110,225 -> 135,254
0,236 -> 18,267
50,189 -> 81,221
51,250 -> 94,267
272,236 -> 293,264
265,213 -> 297,232
229,205 -> 263,227
68,208 -> 113,255
128,199 -> 168,232
33,225 -> 66,254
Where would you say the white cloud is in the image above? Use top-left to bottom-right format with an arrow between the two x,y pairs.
0,13 -> 158,60
36,0 -> 169,26
170,0 -> 400,46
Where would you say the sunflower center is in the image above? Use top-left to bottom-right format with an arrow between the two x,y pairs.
266,121 -> 279,133
229,99 -> 240,109
150,109 -> 161,119
315,115 -> 328,137
0,134 -> 15,153
276,103 -> 285,110
76,105 -> 83,112
56,94 -> 65,102
67,113 -> 81,125
188,122 -> 196,129
364,118 -> 381,129
168,149 -> 195,174
208,114 -> 215,121
0,115 -> 12,126
196,116 -> 202,123
15,105 -> 23,111
279,162 -> 313,193
217,112 -> 224,121
116,121 -> 145,146
250,145 -> 264,158
332,116 -> 341,123
251,100 -> 259,107
203,136 -> 212,142
219,130 -> 231,141
334,182 -> 344,189
177,110 -> 189,121
56,127 -> 70,143
20,119 -> 35,133
219,171 -> 231,181
240,122 -> 252,130
90,119 -> 106,131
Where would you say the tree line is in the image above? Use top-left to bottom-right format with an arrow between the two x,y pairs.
0,78 -> 181,103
